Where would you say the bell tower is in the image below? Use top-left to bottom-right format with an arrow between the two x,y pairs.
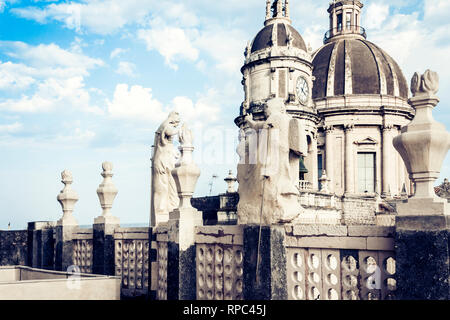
235,0 -> 320,190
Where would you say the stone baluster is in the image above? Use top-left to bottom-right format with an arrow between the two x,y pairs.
93,162 -> 120,276
393,70 -> 450,300
57,170 -> 78,226
55,170 -> 78,271
95,161 -> 119,224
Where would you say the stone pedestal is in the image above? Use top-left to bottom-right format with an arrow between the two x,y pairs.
167,209 -> 203,300
242,225 -> 287,300
54,224 -> 77,272
393,70 -> 450,300
93,161 -> 120,275
27,221 -> 56,269
395,215 -> 450,300
93,221 -> 119,275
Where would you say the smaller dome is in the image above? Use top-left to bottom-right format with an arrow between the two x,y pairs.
251,23 -> 307,53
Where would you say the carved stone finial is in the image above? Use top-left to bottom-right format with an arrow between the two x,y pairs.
411,70 -> 439,97
224,170 -> 238,193
57,170 -> 78,226
95,161 -> 119,224
172,123 -> 201,211
394,69 -> 450,214
319,170 -> 330,193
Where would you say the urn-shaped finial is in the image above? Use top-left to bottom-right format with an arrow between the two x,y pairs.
319,170 -> 330,193
57,170 -> 79,226
172,123 -> 200,209
393,70 -> 450,201
97,161 -> 118,217
224,170 -> 237,193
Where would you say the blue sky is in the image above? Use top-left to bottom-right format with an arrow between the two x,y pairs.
1,0 -> 450,229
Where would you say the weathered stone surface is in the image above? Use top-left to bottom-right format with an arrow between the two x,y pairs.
0,231 -> 27,266
348,225 -> 395,237
395,229 -> 450,300
366,237 -> 394,250
243,225 -> 287,300
296,236 -> 366,250
292,224 -> 347,236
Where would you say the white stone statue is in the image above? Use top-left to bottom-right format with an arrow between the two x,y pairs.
237,98 -> 305,224
150,111 -> 181,226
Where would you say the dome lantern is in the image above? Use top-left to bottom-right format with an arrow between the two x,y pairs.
265,0 -> 291,26
324,0 -> 366,44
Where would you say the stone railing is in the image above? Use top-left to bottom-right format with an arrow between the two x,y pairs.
153,226 -> 168,300
72,229 -> 93,274
195,226 -> 244,300
285,224 -> 396,300
299,180 -> 313,191
114,227 -> 150,298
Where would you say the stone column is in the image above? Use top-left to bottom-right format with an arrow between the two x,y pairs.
242,225 -> 287,300
310,133 -> 319,190
93,162 -> 120,276
393,70 -> 450,299
55,170 -> 78,271
344,124 -> 354,195
166,124 -> 203,300
382,124 -> 395,197
325,125 -> 334,193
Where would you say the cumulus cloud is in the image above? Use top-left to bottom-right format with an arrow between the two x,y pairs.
115,61 -> 136,77
110,48 -> 128,59
365,3 -> 390,29
138,27 -> 199,70
0,41 -> 104,114
107,83 -> 221,128
12,0 -> 156,35
0,122 -> 22,133
107,84 -> 166,122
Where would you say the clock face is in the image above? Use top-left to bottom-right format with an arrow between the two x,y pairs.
296,76 -> 309,105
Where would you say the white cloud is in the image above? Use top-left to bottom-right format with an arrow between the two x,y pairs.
116,61 -> 136,77
107,84 -> 166,122
0,61 -> 36,90
138,27 -> 199,70
171,89 -> 221,126
194,27 -> 246,76
0,76 -> 103,114
107,83 -> 221,128
110,48 -> 128,59
12,0 -> 157,35
0,122 -> 22,133
0,41 -> 104,114
365,3 -> 390,29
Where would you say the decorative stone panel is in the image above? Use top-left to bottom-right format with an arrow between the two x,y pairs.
196,243 -> 244,300
115,238 -> 150,297
73,239 -> 93,273
286,247 -> 396,300
156,240 -> 168,300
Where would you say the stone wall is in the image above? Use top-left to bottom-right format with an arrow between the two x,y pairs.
341,196 -> 378,225
0,230 -> 28,266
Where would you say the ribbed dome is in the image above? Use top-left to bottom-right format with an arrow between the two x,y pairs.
251,23 -> 307,53
312,39 -> 408,100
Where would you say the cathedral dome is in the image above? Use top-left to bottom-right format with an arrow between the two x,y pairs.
312,38 -> 408,100
251,22 -> 307,53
